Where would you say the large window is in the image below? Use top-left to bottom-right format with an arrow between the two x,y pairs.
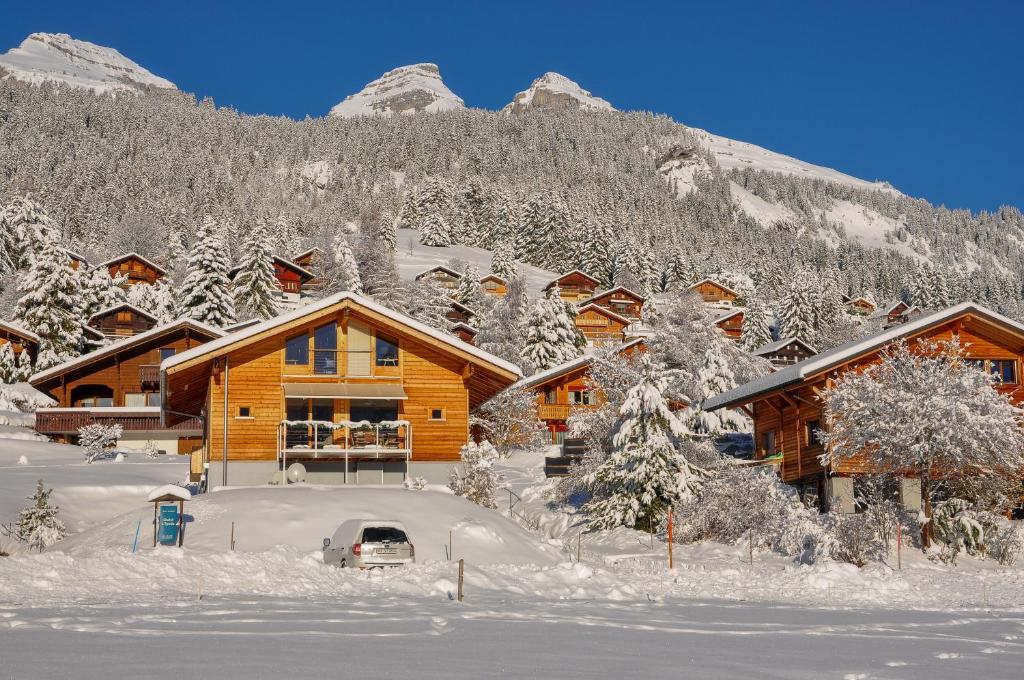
569,389 -> 594,405
285,399 -> 309,448
313,322 -> 337,374
285,332 -> 309,365
805,420 -> 823,447
159,348 -> 176,362
991,359 -> 1017,384
375,333 -> 399,367
349,399 -> 399,423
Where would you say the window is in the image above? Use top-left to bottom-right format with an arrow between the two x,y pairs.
237,406 -> 251,418
805,420 -> 822,447
429,408 -> 445,421
285,332 -> 309,365
991,359 -> 1017,384
569,389 -> 594,406
350,399 -> 399,423
544,387 -> 557,405
282,280 -> 300,293
312,399 -> 334,446
313,322 -> 337,374
117,311 -> 132,322
124,393 -> 146,407
762,430 -> 777,455
159,348 -> 176,361
285,399 -> 310,448
375,333 -> 399,367
146,392 -> 161,407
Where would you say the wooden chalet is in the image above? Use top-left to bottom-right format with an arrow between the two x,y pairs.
414,265 -> 463,291
751,337 -> 817,368
67,250 -> 89,271
688,278 -> 740,305
869,300 -> 914,327
588,286 -> 645,320
159,292 -> 521,486
228,255 -> 314,307
0,320 -> 39,363
543,270 -> 600,303
845,296 -> 877,316
88,303 -> 158,340
704,303 -> 1024,512
714,309 -> 745,341
292,247 -> 328,294
30,319 -> 224,455
574,303 -> 632,346
451,322 -> 478,345
98,253 -> 167,286
447,300 -> 475,327
479,274 -> 508,297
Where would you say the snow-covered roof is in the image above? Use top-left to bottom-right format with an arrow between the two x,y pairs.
30,318 -> 225,386
713,308 -> 746,324
293,246 -> 327,262
87,302 -> 158,324
845,296 -> 875,307
414,265 -> 463,280
479,274 -> 507,285
95,251 -> 167,275
751,336 -> 818,356
223,318 -> 262,333
228,256 -> 314,281
589,285 -> 647,303
516,355 -> 595,390
66,249 -> 88,264
869,299 -> 909,319
688,278 -> 740,297
576,302 -> 633,326
147,484 -> 192,502
0,319 -> 39,343
543,269 -> 600,290
450,322 -> 478,335
705,302 -> 1024,411
161,291 -> 522,379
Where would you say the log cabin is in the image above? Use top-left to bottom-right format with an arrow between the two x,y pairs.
479,274 -> 508,297
292,247 -> 328,295
88,303 -> 159,340
574,303 -> 631,346
447,300 -> 476,327
228,255 -> 314,309
67,250 -> 89,271
98,253 -> 167,286
30,319 -> 224,455
751,337 -> 817,368
713,309 -> 745,341
451,322 -> 478,345
159,292 -> 521,486
845,296 -> 877,316
688,278 -> 740,306
0,319 -> 39,364
414,265 -> 463,292
543,271 -> 600,303
704,303 -> 1024,513
870,300 -> 912,327
588,286 -> 646,321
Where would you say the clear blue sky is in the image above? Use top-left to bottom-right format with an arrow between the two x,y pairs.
4,0 -> 1022,212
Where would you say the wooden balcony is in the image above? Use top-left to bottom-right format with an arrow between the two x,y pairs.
35,408 -> 202,435
278,420 -> 411,461
139,364 -> 160,383
538,403 -> 571,420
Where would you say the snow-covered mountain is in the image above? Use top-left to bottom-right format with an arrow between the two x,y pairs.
0,33 -> 176,94
329,63 -> 464,118
504,72 -> 614,114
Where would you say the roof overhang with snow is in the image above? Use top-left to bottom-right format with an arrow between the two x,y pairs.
0,319 -> 40,344
414,265 -> 463,280
713,309 -> 745,324
87,302 -> 158,324
751,336 -> 818,357
576,303 -> 633,326
705,302 -> 1024,412
688,278 -> 740,297
589,285 -> 647,304
229,256 -> 314,282
95,251 -> 168,275
543,269 -> 600,291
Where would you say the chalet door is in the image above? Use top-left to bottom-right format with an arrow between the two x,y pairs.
347,321 -> 372,376
311,399 -> 334,447
285,399 -> 309,448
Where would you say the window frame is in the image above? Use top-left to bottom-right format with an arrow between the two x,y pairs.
374,332 -> 400,368
805,420 -> 823,447
429,408 -> 446,422
284,332 -> 310,366
159,347 -> 176,362
236,406 -> 252,419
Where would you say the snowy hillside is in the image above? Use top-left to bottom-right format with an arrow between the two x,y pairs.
0,33 -> 176,94
329,63 -> 464,117
504,72 -> 615,114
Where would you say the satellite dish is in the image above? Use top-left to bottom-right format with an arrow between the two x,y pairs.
287,462 -> 307,483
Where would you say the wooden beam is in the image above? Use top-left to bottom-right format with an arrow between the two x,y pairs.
737,404 -> 754,419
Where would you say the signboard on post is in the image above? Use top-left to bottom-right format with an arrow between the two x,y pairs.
158,504 -> 180,545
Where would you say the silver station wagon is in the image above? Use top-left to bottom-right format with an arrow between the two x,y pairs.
323,519 -> 415,569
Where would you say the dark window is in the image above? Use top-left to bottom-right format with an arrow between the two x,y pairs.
375,333 -> 399,367
991,360 -> 1017,384
313,322 -> 337,374
966,358 -> 986,372
430,409 -> 444,420
544,388 -> 557,405
350,399 -> 399,423
762,430 -> 777,455
312,399 -> 333,445
805,420 -> 822,447
237,406 -> 251,418
285,399 -> 309,447
285,332 -> 309,365
146,392 -> 161,408
360,527 -> 408,544
159,348 -> 176,361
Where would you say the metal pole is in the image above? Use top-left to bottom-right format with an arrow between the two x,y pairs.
222,356 -> 229,487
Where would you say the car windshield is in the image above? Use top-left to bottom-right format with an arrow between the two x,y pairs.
361,527 -> 408,544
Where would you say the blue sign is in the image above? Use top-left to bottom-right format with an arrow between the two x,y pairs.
158,504 -> 179,545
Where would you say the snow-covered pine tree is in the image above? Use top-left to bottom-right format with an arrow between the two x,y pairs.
395,188 -> 420,230
78,423 -> 123,463
0,196 -> 61,270
583,355 -> 703,530
418,210 -> 452,247
80,267 -> 127,319
331,232 -> 362,294
448,441 -> 501,509
14,237 -> 84,370
178,216 -> 236,327
740,296 -> 774,351
357,223 -> 408,312
472,386 -> 546,458
908,264 -> 936,310
16,479 -> 66,552
475,274 -> 530,365
779,270 -> 818,341
490,240 -> 518,280
0,342 -> 17,384
11,348 -> 32,383
455,264 -> 486,311
686,342 -> 749,435
416,178 -> 453,247
519,287 -> 583,373
409,276 -> 454,332
233,219 -> 280,320
147,281 -> 179,324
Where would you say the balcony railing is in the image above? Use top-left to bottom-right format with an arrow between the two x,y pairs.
35,408 -> 202,435
278,420 -> 411,461
139,364 -> 160,383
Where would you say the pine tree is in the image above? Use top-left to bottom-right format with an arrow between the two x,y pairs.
13,348 -> 33,383
14,237 -> 84,370
779,271 -> 817,341
448,441 -> 502,509
687,343 -> 749,435
490,241 -> 518,280
16,479 -> 66,552
409,277 -> 453,331
0,196 -> 61,271
358,223 -> 408,312
80,268 -> 127,319
417,178 -> 453,247
379,214 -> 397,251
178,216 -> 236,327
0,342 -> 17,384
455,264 -> 486,311
233,219 -> 280,320
740,296 -> 774,351
331,233 -> 363,294
583,355 -> 703,530
476,275 -> 530,365
520,287 -> 583,372
395,189 -> 420,230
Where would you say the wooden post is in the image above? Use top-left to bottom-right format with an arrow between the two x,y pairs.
667,509 -> 674,570
152,502 -> 158,547
230,521 -> 236,551
457,559 -> 465,602
177,499 -> 184,547
896,524 -> 902,570
576,531 -> 582,563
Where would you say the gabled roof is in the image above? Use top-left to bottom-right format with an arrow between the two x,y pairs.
450,322 -> 478,335
751,336 -> 817,357
95,252 -> 168,275
589,285 -> 647,304
66,249 -> 89,264
449,299 -> 477,316
479,274 -> 508,285
869,299 -> 909,319
161,292 -> 521,379
0,319 -> 39,343
228,256 -> 314,282
293,246 -> 327,262
845,296 -> 876,307
543,269 -> 600,291
705,302 -> 1022,411
576,302 -> 633,326
414,265 -> 463,281
87,303 -> 158,324
713,308 -> 746,324
688,278 -> 740,297
516,338 -> 648,390
30,318 -> 225,387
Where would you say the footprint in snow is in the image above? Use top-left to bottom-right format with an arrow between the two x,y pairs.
935,652 -> 962,659
885,661 -> 908,667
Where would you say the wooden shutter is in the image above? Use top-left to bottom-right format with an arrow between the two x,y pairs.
347,320 -> 372,376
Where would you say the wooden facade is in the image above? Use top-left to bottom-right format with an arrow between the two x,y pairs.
100,253 -> 166,286
88,303 -> 158,339
229,256 -> 313,297
588,286 -> 645,320
846,297 -> 877,315
479,275 -> 508,297
574,303 -> 630,346
544,271 -> 600,302
414,266 -> 463,291
710,305 -> 1024,504
689,278 -> 739,305
714,309 -> 745,340
752,337 -> 817,368
0,320 -> 38,362
160,293 -> 520,482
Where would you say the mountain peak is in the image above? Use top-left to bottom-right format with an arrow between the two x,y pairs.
504,71 -> 614,114
0,32 -> 176,94
329,63 -> 464,118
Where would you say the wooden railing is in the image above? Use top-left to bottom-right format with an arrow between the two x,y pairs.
278,420 -> 411,459
537,403 -> 571,421
35,410 -> 202,434
139,364 -> 160,383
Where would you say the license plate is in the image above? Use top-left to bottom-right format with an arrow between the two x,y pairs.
375,548 -> 396,555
